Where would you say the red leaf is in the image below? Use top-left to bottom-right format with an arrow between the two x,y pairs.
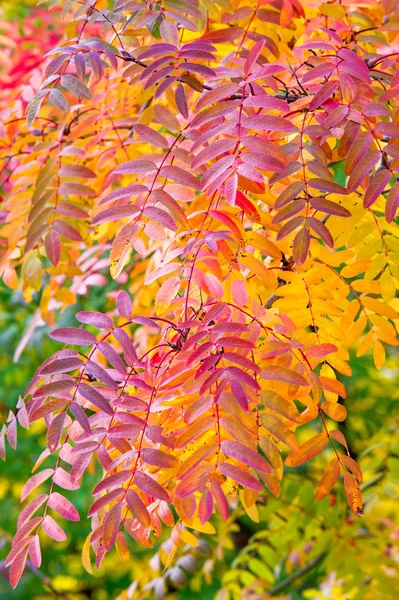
88,489 -> 124,517
134,472 -> 170,502
310,197 -> 351,217
198,489 -> 214,524
292,227 -> 310,266
211,481 -> 229,520
309,81 -> 338,110
385,186 -> 399,223
175,83 -> 188,119
47,413 -> 66,453
308,179 -> 348,195
308,217 -> 334,248
363,170 -> 391,208
261,366 -> 309,386
9,545 -> 29,589
126,489 -> 151,528
102,503 -> 122,550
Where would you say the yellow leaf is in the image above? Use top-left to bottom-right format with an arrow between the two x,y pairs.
356,330 -> 374,357
373,340 -> 385,370
239,252 -> 277,288
180,529 -> 199,546
82,534 -> 93,574
380,269 -> 396,304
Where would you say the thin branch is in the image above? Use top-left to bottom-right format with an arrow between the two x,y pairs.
268,553 -> 325,596
26,560 -> 73,600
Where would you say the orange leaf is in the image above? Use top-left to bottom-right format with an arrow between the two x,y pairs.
285,433 -> 328,467
315,458 -> 340,500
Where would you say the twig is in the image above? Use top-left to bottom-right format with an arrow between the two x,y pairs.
26,560 -> 73,600
268,553 -> 325,596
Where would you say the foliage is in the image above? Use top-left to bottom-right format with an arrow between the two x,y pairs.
1,0 -> 399,597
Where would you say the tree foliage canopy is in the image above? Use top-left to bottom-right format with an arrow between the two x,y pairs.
1,0 -> 399,597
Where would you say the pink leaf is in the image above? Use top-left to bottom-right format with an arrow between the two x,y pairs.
160,165 -> 201,190
21,469 -> 54,503
112,328 -> 137,363
43,515 -> 67,542
92,470 -> 132,495
99,184 -> 148,205
143,206 -> 177,231
204,273 -> 224,299
218,462 -> 262,490
221,440 -> 271,472
97,342 -> 126,375
53,467 -> 80,490
29,535 -> 42,568
116,291 -> 132,319
40,357 -> 83,376
79,383 -> 114,415
85,360 -> 118,390
48,492 -> 80,521
114,159 -> 157,175
140,448 -> 179,469
76,311 -> 113,329
45,230 -> 61,266
242,115 -> 298,132
17,494 -> 48,528
50,327 -> 96,346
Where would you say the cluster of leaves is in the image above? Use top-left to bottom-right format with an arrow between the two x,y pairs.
1,0 -> 399,595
